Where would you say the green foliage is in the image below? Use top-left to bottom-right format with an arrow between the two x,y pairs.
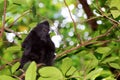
0,0 -> 120,80
108,0 -> 120,18
25,62 -> 37,80
1,45 -> 21,64
86,68 -> 103,80
38,67 -> 63,80
0,75 -> 16,80
0,66 -> 11,75
60,57 -> 80,80
11,62 -> 20,73
95,47 -> 111,54
109,63 -> 120,69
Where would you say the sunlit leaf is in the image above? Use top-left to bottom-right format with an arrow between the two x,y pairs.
65,66 -> 80,80
60,57 -> 73,75
0,75 -> 16,80
95,47 -> 111,54
0,67 -> 11,75
86,68 -> 103,80
11,62 -> 20,73
38,67 -> 63,80
25,61 -> 37,80
111,10 -> 120,18
108,0 -> 120,18
2,46 -> 21,64
103,76 -> 116,80
109,63 -> 120,69
4,46 -> 21,53
102,57 -> 119,64
18,25 -> 28,32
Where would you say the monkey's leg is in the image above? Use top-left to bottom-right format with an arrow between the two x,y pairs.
17,55 -> 30,70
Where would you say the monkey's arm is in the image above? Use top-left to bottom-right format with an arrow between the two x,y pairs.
45,36 -> 55,66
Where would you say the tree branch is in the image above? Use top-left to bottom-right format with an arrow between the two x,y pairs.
0,0 -> 7,38
0,58 -> 20,70
7,10 -> 31,28
95,0 -> 120,25
78,0 -> 98,31
4,10 -> 31,39
64,0 -> 82,43
4,27 -> 22,39
56,24 -> 117,58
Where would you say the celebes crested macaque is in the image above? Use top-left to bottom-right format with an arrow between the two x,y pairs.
18,21 -> 55,70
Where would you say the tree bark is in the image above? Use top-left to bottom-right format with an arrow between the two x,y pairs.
78,0 -> 98,31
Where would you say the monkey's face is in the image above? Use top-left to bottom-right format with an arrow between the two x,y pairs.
34,21 -> 50,42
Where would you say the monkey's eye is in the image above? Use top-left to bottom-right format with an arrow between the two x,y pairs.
43,28 -> 49,32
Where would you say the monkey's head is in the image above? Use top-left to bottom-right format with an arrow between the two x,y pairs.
34,21 -> 50,42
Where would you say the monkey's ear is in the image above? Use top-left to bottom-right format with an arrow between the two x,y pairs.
42,21 -> 49,26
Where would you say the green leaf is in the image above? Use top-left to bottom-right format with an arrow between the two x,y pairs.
2,46 -> 21,64
95,47 -> 111,54
86,68 -> 103,80
65,66 -> 80,80
102,57 -> 119,64
4,46 -> 21,53
111,10 -> 120,18
25,61 -> 37,80
60,57 -> 73,75
103,76 -> 116,80
108,0 -> 120,18
109,0 -> 120,10
0,67 -> 11,75
26,0 -> 34,7
11,62 -> 20,73
0,75 -> 16,80
38,67 -> 63,80
2,54 -> 13,64
85,58 -> 99,73
109,63 -> 120,69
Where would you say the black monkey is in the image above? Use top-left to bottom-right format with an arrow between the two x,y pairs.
18,21 -> 55,69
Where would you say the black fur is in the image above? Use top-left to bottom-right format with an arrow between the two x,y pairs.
18,21 -> 55,69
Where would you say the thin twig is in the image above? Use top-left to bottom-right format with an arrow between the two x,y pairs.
63,0 -> 82,43
96,0 -> 120,24
87,24 -> 117,42
18,63 -> 44,79
4,10 -> 31,39
19,73 -> 25,79
80,13 -> 111,24
78,0 -> 98,31
0,58 -> 20,70
4,27 -> 22,39
63,0 -> 77,32
56,24 -> 117,58
56,41 -> 95,58
96,0 -> 120,32
7,10 -> 31,28
12,75 -> 22,80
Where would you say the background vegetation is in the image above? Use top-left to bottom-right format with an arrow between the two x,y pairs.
0,0 -> 120,80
